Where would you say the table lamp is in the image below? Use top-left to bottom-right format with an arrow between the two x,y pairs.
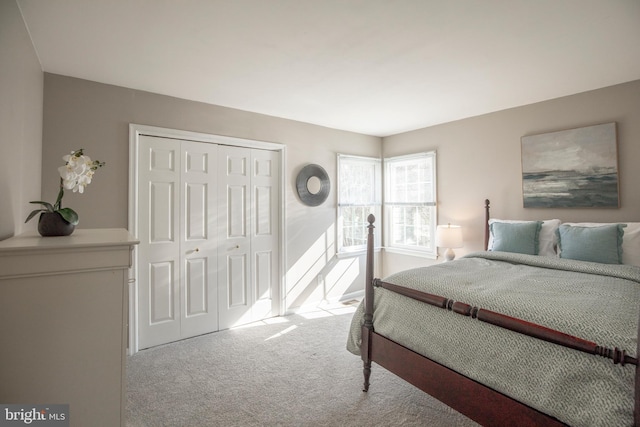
436,223 -> 463,261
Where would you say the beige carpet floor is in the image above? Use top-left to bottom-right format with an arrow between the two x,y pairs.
126,301 -> 479,426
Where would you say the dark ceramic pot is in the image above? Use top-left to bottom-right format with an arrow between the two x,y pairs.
38,212 -> 76,237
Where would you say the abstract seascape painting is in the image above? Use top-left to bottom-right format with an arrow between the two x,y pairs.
521,122 -> 619,208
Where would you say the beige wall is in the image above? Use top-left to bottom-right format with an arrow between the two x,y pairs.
0,0 -> 43,240
42,73 -> 381,310
382,80 -> 640,276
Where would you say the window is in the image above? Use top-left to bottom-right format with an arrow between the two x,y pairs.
384,152 -> 437,257
337,155 -> 381,253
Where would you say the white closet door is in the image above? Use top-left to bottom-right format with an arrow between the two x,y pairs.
138,137 -> 219,349
218,146 -> 280,329
251,149 -> 280,321
180,141 -> 219,339
137,135 -> 181,349
218,145 -> 253,329
134,129 -> 281,348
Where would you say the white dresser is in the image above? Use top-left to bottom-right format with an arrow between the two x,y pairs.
0,229 -> 138,427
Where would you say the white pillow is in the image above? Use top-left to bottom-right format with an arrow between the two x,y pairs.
563,222 -> 640,267
489,219 -> 561,257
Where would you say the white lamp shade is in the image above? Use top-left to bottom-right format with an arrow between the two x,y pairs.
436,224 -> 463,249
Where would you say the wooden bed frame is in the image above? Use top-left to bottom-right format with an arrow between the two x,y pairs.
360,200 -> 640,426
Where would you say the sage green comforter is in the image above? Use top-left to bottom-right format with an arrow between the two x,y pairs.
347,252 -> 640,426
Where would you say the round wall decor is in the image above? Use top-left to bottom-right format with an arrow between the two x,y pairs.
296,164 -> 330,206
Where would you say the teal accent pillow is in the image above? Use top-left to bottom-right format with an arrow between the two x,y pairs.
556,224 -> 625,264
490,221 -> 542,255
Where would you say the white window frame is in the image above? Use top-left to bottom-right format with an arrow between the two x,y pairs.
336,154 -> 382,255
383,151 -> 437,258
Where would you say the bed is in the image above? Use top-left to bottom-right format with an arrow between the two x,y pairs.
347,200 -> 640,426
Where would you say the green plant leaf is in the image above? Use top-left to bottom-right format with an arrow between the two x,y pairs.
24,209 -> 46,223
29,201 -> 54,211
57,208 -> 79,225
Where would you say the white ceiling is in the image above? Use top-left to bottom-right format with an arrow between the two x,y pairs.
17,0 -> 640,137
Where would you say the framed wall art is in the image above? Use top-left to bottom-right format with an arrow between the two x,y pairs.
521,122 -> 618,208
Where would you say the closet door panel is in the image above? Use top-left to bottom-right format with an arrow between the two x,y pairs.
227,254 -> 248,307
185,257 -> 207,316
255,251 -> 272,301
227,185 -> 247,238
149,182 -> 175,242
218,146 -> 253,329
251,150 -> 280,321
180,141 -> 218,339
137,136 -> 181,349
149,261 -> 176,323
185,183 -> 207,240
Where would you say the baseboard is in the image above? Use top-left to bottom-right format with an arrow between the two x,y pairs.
284,290 -> 364,315
331,289 -> 364,304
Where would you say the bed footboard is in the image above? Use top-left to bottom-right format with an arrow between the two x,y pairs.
375,278 -> 637,367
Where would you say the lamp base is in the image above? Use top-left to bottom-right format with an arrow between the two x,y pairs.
444,248 -> 456,262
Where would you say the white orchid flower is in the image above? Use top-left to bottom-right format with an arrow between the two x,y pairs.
26,148 -> 105,227
58,153 -> 99,193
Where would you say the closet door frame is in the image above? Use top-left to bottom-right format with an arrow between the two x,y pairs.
128,124 -> 286,355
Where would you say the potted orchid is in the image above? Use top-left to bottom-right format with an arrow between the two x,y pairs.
25,149 -> 105,236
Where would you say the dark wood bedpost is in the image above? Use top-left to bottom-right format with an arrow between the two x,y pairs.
362,214 -> 376,392
484,199 -> 491,251
635,312 -> 640,426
